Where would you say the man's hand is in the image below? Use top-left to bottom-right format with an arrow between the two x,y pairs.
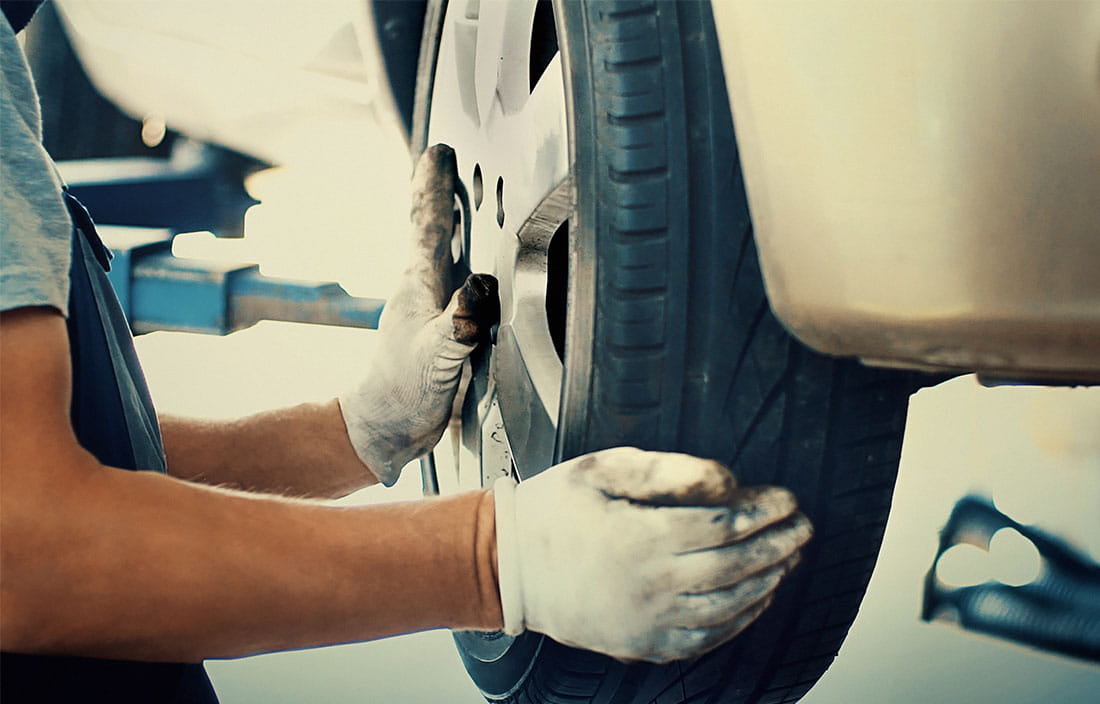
493,447 -> 812,663
340,144 -> 499,485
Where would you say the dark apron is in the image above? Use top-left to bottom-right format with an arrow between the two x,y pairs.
0,194 -> 219,704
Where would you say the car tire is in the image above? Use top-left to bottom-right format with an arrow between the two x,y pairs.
413,1 -> 927,702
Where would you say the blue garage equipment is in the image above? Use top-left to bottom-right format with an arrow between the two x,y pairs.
58,151 -> 385,335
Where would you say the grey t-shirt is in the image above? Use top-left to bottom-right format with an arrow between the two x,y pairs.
1,16 -> 71,315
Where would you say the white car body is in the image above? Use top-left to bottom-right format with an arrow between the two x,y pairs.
712,1 -> 1100,381
55,0 -> 396,166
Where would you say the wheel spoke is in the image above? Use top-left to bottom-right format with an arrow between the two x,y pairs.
430,0 -> 483,139
495,176 -> 571,478
431,0 -> 567,249
492,324 -> 556,479
475,0 -> 535,118
489,51 -> 568,236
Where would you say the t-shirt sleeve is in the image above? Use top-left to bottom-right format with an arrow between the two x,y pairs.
0,18 -> 72,316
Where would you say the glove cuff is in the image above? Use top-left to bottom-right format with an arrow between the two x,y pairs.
493,476 -> 525,635
336,391 -> 403,487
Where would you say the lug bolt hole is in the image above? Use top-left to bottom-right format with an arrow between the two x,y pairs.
452,195 -> 464,263
472,163 -> 483,210
496,177 -> 505,228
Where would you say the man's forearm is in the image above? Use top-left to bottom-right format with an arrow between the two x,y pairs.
1,453 -> 501,662
159,399 -> 379,498
1,309 -> 499,662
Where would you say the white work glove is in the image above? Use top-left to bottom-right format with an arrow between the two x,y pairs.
494,447 -> 812,663
340,144 -> 499,485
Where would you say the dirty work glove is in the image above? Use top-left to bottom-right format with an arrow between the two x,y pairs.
340,144 -> 499,486
493,447 -> 813,663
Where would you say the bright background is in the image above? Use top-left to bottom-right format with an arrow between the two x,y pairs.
49,1 -> 1100,701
